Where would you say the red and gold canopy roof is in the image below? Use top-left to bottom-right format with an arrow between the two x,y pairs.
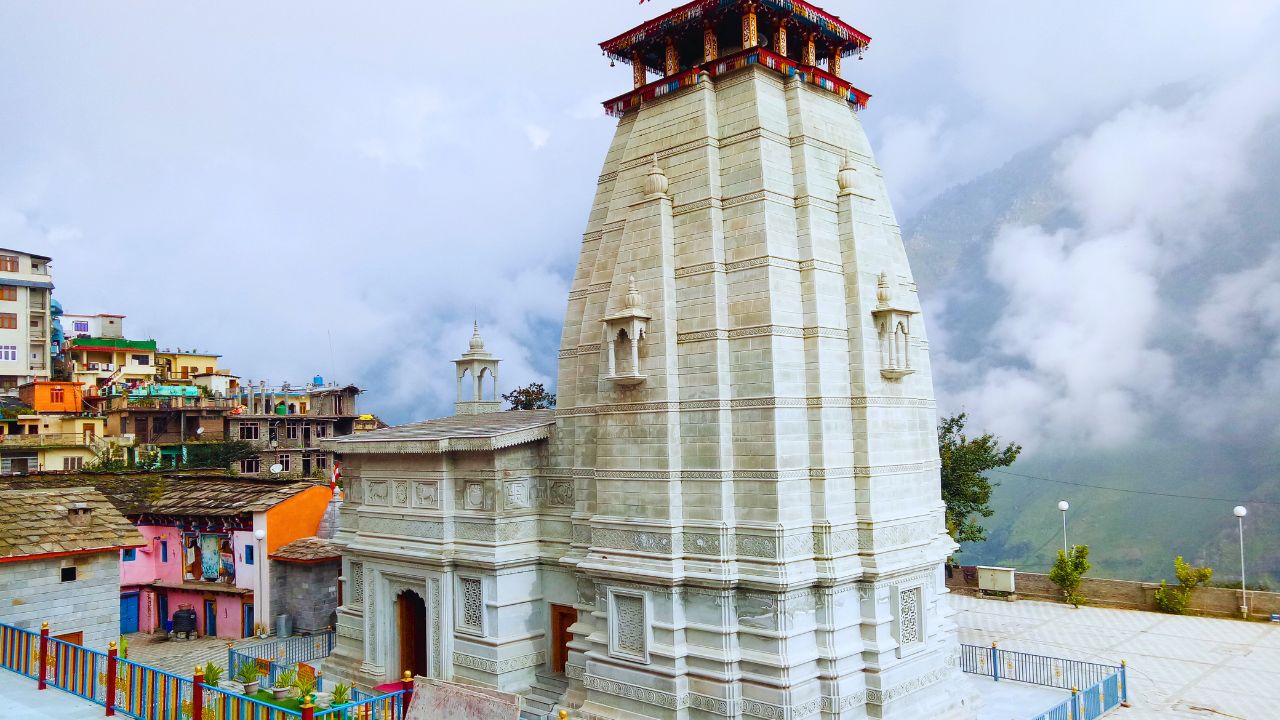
601,0 -> 871,73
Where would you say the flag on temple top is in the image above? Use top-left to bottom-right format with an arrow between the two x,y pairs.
331,461 -> 341,492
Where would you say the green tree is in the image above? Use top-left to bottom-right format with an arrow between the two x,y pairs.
938,413 -> 1021,543
1153,556 -> 1213,614
183,440 -> 258,470
503,383 -> 556,410
1050,544 -> 1091,607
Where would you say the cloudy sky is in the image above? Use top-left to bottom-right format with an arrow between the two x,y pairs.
3,0 -> 1278,428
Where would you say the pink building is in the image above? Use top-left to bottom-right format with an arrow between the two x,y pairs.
102,475 -> 336,640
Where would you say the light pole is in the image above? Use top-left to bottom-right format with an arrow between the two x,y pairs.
1233,506 -> 1247,618
254,528 -> 267,635
1057,501 -> 1070,556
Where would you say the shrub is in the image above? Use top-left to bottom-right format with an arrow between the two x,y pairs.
331,683 -> 351,706
1153,556 -> 1212,615
235,660 -> 259,684
1049,545 -> 1090,607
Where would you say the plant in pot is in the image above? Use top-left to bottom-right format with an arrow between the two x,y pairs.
294,674 -> 317,705
329,683 -> 351,708
271,667 -> 297,701
201,662 -> 223,686
235,660 -> 261,695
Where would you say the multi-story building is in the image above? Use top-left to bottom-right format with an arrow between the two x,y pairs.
0,380 -> 107,473
0,485 -> 144,649
229,381 -> 360,478
61,312 -> 125,341
101,385 -> 236,466
65,335 -> 158,395
154,348 -> 222,384
0,248 -> 54,395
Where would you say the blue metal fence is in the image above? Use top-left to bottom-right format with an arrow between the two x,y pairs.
959,643 -> 1128,720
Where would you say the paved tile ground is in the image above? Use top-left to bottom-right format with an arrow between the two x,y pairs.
0,668 -> 102,719
953,593 -> 1280,719
961,674 -> 1067,719
124,632 -> 268,675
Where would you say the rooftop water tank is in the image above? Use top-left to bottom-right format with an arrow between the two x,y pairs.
312,375 -> 324,386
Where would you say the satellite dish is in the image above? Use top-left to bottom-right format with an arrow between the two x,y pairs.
270,463 -> 284,474
269,440 -> 278,449
195,427 -> 205,436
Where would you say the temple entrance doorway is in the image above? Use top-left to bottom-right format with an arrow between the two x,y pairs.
396,589 -> 428,679
549,604 -> 575,673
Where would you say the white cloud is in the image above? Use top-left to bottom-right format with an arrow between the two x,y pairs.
943,49 -> 1280,449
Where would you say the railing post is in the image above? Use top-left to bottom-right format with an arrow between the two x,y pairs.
37,621 -> 49,690
301,695 -> 315,720
1120,660 -> 1130,707
402,669 -> 414,714
316,670 -> 324,692
990,642 -> 999,682
105,641 -> 117,716
226,642 -> 233,675
1070,687 -> 1079,720
192,665 -> 204,720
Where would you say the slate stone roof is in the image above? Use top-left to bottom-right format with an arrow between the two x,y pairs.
329,410 -> 554,454
0,486 -> 144,561
270,536 -> 340,563
0,474 -> 326,518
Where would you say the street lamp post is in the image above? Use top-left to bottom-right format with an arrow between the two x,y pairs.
254,528 -> 267,635
1233,506 -> 1247,618
1057,501 -> 1070,556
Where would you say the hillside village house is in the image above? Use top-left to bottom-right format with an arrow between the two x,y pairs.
0,248 -> 54,395
107,476 -> 335,639
0,486 -> 144,649
230,382 -> 361,478
0,380 -> 105,473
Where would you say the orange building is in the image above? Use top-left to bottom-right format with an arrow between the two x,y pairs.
18,380 -> 84,413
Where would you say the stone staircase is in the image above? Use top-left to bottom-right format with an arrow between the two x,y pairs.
520,671 -> 568,720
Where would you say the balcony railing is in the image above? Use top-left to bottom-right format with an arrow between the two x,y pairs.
134,430 -> 228,445
0,432 -> 97,447
102,395 -> 238,412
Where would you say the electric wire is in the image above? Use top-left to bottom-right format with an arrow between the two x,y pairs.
991,469 -> 1280,506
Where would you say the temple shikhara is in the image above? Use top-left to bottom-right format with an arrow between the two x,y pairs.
325,1 -> 971,718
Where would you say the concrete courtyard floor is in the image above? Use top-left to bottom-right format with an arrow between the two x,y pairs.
0,668 -> 103,720
123,632 -> 270,675
953,593 -> 1280,719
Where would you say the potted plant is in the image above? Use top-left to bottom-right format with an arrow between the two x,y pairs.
293,673 -> 317,703
271,667 -> 297,701
235,660 -> 261,695
329,683 -> 351,708
254,622 -> 270,639
201,662 -> 223,686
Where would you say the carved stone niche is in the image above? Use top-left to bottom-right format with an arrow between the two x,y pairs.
872,271 -> 917,380
602,276 -> 650,386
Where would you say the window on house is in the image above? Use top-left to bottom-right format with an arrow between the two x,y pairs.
245,544 -> 255,565
286,422 -> 299,440
50,386 -> 65,403
160,540 -> 168,563
316,455 -> 328,470
73,321 -> 89,333
315,424 -> 328,438
0,287 -> 15,301
0,313 -> 16,329
62,456 -> 83,471
240,457 -> 261,473
0,256 -> 17,273
278,454 -> 291,472
239,422 -> 260,440
122,549 -> 136,562
60,566 -> 77,582
0,345 -> 16,362
131,354 -> 150,366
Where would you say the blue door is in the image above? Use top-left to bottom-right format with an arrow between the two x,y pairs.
203,599 -> 217,637
242,603 -> 254,638
119,593 -> 139,634
157,592 -> 170,631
